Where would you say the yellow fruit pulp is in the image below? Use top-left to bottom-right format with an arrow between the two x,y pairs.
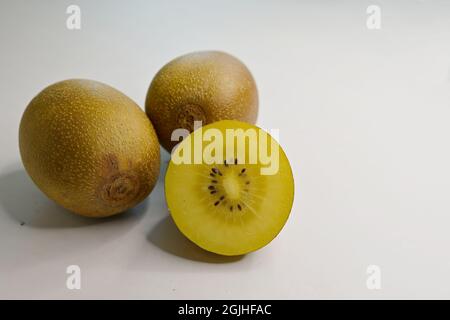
165,120 -> 294,256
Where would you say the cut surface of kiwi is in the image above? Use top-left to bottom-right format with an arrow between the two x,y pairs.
165,120 -> 294,256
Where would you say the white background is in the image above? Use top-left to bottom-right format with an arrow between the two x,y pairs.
1,0 -> 450,299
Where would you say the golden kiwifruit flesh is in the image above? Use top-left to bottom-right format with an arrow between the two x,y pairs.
145,51 -> 258,152
19,79 -> 160,217
165,120 -> 294,256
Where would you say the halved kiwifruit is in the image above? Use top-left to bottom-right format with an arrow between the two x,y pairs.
165,120 -> 294,256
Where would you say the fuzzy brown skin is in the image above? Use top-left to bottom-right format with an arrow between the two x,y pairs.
145,51 -> 258,152
19,79 -> 160,217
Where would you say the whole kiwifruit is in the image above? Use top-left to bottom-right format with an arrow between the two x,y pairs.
19,79 -> 160,217
145,51 -> 258,152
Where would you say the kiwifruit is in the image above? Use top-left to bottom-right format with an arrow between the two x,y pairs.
165,120 -> 294,256
19,79 -> 160,217
145,51 -> 258,152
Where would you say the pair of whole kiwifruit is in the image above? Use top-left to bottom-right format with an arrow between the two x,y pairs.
19,51 -> 294,256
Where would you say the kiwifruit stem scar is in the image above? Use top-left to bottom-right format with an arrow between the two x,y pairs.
100,173 -> 140,205
222,176 -> 241,200
177,104 -> 206,131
